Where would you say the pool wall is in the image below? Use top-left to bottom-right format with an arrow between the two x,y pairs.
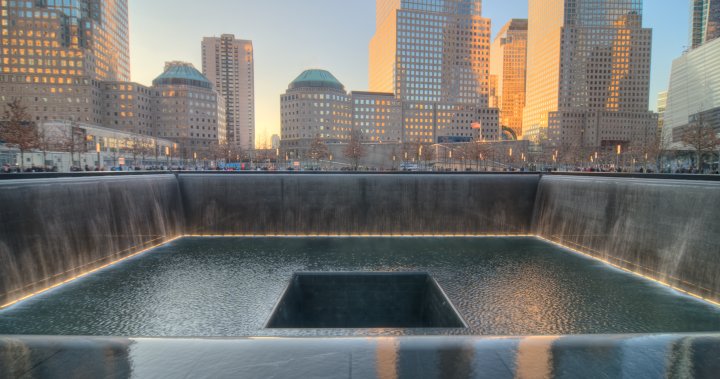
179,174 -> 539,235
534,175 -> 720,302
1,173 -> 719,306
0,175 -> 184,306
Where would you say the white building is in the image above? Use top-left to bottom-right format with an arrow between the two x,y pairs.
663,37 -> 720,149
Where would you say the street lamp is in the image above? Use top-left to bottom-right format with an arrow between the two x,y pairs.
96,141 -> 101,171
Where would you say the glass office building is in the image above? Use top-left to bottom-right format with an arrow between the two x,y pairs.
370,0 -> 490,105
490,19 -> 528,140
0,0 -> 129,123
691,0 -> 720,49
523,0 -> 656,149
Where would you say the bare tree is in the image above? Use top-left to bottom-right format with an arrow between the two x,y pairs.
0,99 -> 37,170
36,125 -> 53,170
388,145 -> 399,170
343,130 -> 366,170
681,115 -> 720,171
419,142 -> 434,169
59,122 -> 86,169
307,136 -> 330,166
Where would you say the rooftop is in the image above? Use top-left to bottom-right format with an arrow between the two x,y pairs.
289,69 -> 345,91
153,62 -> 213,90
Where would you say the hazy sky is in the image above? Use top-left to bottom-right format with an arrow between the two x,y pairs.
129,1 -> 688,146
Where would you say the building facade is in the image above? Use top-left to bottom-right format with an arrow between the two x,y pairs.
152,62 -> 227,160
202,34 -> 255,150
523,0 -> 656,150
490,19 -> 528,140
691,0 -> 720,49
281,69 -> 499,156
280,70 -> 352,157
100,81 -> 154,136
370,0 -> 491,105
663,37 -> 720,149
351,91 -> 402,143
364,0 -> 500,145
0,0 -> 129,123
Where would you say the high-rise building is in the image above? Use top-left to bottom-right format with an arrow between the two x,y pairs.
202,35 -> 255,150
367,0 -> 499,144
523,0 -> 656,149
152,62 -> 227,159
657,91 -> 667,131
490,19 -> 528,140
663,37 -> 720,149
0,0 -> 130,123
691,0 -> 720,49
369,0 -> 491,105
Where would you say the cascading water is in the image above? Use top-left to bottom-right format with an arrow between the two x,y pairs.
0,174 -> 184,306
533,175 -> 720,302
179,174 -> 540,236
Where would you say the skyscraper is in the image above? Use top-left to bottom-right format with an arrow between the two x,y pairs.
490,19 -> 528,140
657,91 -> 667,130
369,0 -> 491,105
0,0 -> 130,123
691,0 -> 720,49
523,0 -> 656,149
367,0 -> 499,144
663,37 -> 720,149
202,35 -> 255,150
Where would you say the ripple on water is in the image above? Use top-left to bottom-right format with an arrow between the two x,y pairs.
0,237 -> 719,337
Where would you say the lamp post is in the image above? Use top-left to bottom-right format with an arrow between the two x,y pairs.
616,144 -> 622,171
96,141 -> 101,171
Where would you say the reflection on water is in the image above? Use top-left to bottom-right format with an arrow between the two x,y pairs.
0,237 -> 718,337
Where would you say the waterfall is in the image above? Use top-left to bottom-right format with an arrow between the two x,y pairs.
533,175 -> 720,302
178,174 -> 540,236
0,175 -> 184,306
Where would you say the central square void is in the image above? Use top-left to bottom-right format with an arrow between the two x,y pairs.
266,272 -> 466,329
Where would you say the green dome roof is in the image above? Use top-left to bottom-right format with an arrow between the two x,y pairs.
153,62 -> 212,89
289,69 -> 344,91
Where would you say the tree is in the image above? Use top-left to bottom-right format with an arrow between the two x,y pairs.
419,142 -> 434,169
36,124 -> 53,169
681,115 -> 720,171
388,145 -> 399,170
343,130 -> 366,170
307,136 -> 329,166
59,122 -> 86,169
0,99 -> 37,170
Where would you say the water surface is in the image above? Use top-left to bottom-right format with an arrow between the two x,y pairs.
1,237 -> 718,336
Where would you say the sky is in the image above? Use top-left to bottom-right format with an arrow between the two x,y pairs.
129,1 -> 689,147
